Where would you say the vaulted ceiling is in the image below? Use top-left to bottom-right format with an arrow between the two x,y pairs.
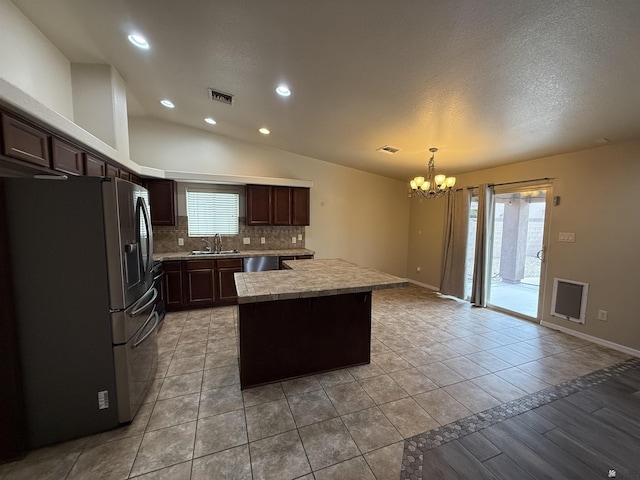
12,0 -> 640,180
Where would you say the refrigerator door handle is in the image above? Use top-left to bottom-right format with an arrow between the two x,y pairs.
136,196 -> 153,280
134,310 -> 159,348
131,287 -> 158,316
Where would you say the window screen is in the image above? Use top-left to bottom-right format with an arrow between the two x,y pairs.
186,189 -> 239,236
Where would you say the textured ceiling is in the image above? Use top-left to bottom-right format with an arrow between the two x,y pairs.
11,0 -> 640,181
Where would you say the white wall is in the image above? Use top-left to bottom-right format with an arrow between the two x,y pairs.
129,116 -> 410,277
0,0 -> 73,119
70,64 -> 130,158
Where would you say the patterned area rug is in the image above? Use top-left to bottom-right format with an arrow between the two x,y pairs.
400,356 -> 640,479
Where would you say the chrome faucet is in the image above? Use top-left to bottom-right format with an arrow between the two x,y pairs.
202,238 -> 212,252
213,233 -> 223,253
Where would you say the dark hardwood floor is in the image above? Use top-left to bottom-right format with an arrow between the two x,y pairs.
419,366 -> 640,479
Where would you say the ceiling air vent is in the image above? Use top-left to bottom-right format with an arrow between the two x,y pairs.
376,145 -> 400,154
209,88 -> 234,105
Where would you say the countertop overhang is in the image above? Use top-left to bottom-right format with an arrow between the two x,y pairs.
153,248 -> 315,262
234,258 -> 408,304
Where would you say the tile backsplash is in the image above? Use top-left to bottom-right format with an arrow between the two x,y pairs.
153,216 -> 306,253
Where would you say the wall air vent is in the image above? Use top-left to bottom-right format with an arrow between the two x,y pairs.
550,278 -> 589,324
209,88 -> 234,105
376,145 -> 400,154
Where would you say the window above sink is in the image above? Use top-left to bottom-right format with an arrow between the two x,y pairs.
186,187 -> 239,236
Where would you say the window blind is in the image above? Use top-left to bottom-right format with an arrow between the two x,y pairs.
186,190 -> 239,236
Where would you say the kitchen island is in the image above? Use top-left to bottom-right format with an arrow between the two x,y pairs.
234,258 -> 408,388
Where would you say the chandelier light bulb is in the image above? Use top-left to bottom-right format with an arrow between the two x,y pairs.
407,147 -> 455,199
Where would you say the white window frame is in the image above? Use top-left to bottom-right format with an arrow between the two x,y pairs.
185,187 -> 239,236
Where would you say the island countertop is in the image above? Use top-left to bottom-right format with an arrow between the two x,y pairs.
234,258 -> 408,304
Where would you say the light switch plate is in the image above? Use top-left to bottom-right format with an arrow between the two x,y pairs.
292,237 -> 297,244
559,232 -> 575,242
178,238 -> 184,246
243,237 -> 251,245
298,234 -> 303,241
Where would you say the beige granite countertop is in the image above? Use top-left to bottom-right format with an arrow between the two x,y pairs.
154,248 -> 315,262
234,258 -> 408,304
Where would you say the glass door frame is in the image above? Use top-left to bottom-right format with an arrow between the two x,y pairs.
486,182 -> 553,322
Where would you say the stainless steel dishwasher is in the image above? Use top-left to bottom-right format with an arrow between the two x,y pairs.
243,256 -> 279,272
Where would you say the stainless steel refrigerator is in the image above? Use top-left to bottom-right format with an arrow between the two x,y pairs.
3,176 -> 159,448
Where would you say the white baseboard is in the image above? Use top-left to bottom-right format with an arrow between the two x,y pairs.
405,279 -> 439,291
540,320 -> 640,358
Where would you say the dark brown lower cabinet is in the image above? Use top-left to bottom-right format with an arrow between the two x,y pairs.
184,260 -> 216,307
238,291 -> 371,388
164,258 -> 243,311
279,256 -> 295,269
216,259 -> 243,305
163,261 -> 184,310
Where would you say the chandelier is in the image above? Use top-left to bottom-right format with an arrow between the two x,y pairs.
409,147 -> 456,199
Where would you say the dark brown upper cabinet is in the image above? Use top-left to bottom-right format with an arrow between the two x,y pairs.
0,105 -> 139,184
1,113 -> 50,168
292,187 -> 310,226
246,184 -> 310,226
145,179 -> 177,226
105,163 -> 119,179
51,138 -> 84,176
272,186 -> 292,225
246,185 -> 272,226
130,174 -> 142,186
84,154 -> 106,177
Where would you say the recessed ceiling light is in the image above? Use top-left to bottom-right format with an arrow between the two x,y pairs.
275,85 -> 291,97
204,117 -> 217,125
258,127 -> 271,135
127,33 -> 149,50
160,99 -> 175,109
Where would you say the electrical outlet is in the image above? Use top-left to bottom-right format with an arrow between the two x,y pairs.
292,237 -> 297,244
178,238 -> 184,246
598,310 -> 608,321
298,234 -> 303,241
243,237 -> 251,245
260,237 -> 266,244
416,266 -> 421,272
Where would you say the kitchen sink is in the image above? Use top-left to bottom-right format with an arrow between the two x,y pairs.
190,249 -> 240,256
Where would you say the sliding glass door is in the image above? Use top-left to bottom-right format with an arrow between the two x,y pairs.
465,184 -> 551,319
488,186 -> 550,318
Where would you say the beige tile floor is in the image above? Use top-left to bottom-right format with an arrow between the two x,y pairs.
0,285 -> 631,480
